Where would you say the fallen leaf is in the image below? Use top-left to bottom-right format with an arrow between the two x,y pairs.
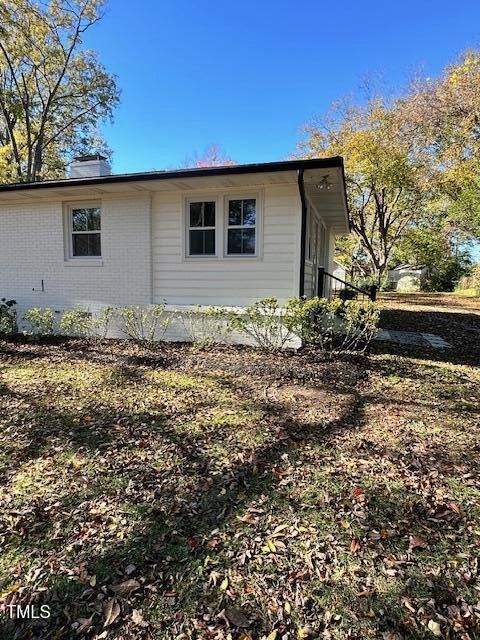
427,619 -> 442,636
220,577 -> 229,591
237,514 -> 256,525
224,606 -> 250,627
266,631 -> 278,640
103,598 -> 120,627
131,609 -> 148,627
76,616 -> 93,634
111,579 -> 140,598
409,535 -> 428,550
350,538 -> 361,554
209,571 -> 221,586
266,539 -> 276,552
124,564 -> 136,575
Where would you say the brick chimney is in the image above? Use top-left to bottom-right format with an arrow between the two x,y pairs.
70,154 -> 111,179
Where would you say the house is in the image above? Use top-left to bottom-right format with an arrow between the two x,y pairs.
332,260 -> 347,288
387,264 -> 428,291
0,155 -> 349,340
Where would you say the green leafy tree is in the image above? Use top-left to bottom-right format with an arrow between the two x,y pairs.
300,95 -> 432,284
401,51 -> 480,239
0,0 -> 119,182
393,223 -> 471,291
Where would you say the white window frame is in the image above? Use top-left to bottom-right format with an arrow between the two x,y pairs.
65,201 -> 102,261
185,196 -> 219,258
224,193 -> 261,258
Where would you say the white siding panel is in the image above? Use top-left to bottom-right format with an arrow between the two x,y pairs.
152,185 -> 301,306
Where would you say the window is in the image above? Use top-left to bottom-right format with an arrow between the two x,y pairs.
226,198 -> 256,255
187,200 -> 216,256
69,205 -> 101,257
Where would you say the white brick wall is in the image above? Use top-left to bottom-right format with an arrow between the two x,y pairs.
0,195 -> 152,325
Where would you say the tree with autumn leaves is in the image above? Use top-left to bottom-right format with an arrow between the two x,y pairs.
301,52 -> 480,286
0,0 -> 119,183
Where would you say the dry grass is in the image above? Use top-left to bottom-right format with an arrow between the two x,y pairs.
0,293 -> 479,639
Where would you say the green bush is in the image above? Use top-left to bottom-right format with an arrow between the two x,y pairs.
179,305 -> 232,348
286,296 -> 379,353
228,296 -> 379,353
94,305 -> 115,338
59,309 -> 95,338
23,307 -> 56,337
229,297 -> 299,351
0,298 -> 17,336
340,299 -> 380,353
283,296 -> 342,350
119,304 -> 170,342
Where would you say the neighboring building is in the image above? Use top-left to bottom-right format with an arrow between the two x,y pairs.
332,260 -> 347,289
387,264 -> 428,290
0,155 -> 349,339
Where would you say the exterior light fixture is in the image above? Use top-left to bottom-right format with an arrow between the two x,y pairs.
316,175 -> 333,190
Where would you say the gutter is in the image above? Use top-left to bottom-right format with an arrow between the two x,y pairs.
338,160 -> 351,232
297,167 -> 307,297
0,156 -> 344,194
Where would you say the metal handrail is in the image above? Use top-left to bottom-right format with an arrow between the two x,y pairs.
317,267 -> 377,301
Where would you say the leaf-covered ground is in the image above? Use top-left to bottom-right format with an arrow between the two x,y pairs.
0,293 -> 479,639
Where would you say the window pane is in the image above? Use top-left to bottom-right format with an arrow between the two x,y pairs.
190,201 -> 215,227
242,228 -> 256,253
242,199 -> 256,226
190,202 -> 202,227
72,233 -> 101,257
72,208 -> 88,231
204,202 -> 215,227
87,207 -> 101,231
228,200 -> 242,226
189,230 -> 203,254
228,228 -> 256,255
227,229 -> 242,254
72,233 -> 88,256
89,233 -> 101,256
204,229 -> 215,254
189,229 -> 215,255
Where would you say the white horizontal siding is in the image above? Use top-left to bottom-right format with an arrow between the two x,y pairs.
152,184 -> 301,306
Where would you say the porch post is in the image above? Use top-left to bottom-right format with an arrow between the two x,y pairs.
317,267 -> 325,297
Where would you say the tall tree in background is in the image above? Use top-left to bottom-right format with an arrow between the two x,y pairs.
300,96 -> 432,284
184,144 -> 237,168
401,51 -> 480,240
0,0 -> 119,182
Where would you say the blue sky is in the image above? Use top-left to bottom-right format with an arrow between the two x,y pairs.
85,0 -> 480,174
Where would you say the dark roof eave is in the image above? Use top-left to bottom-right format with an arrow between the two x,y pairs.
0,157 -> 344,193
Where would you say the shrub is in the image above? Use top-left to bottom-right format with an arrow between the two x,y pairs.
339,299 -> 380,353
0,298 -> 17,336
229,297 -> 298,351
179,305 -> 232,348
23,307 -> 56,337
119,304 -> 169,342
283,296 -> 342,350
285,296 -> 379,354
59,309 -> 95,338
94,305 -> 115,339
